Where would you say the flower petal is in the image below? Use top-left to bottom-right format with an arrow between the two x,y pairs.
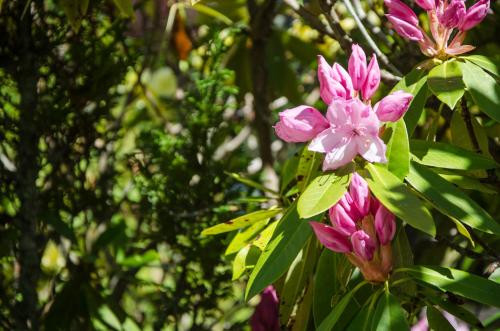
355,135 -> 387,164
322,137 -> 358,170
309,222 -> 352,253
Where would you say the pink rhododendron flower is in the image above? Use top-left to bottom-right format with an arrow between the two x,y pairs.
309,99 -> 387,170
459,0 -> 490,31
374,90 -> 414,122
385,0 -> 490,57
318,55 -> 354,104
362,56 -> 381,101
251,286 -> 280,331
309,173 -> 397,282
274,105 -> 329,143
348,44 -> 368,91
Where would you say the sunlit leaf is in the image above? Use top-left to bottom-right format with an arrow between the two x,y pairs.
401,265 -> 500,308
201,209 -> 281,236
365,164 -> 435,237
372,292 -> 410,331
428,60 -> 464,110
407,162 -> 500,235
385,119 -> 410,180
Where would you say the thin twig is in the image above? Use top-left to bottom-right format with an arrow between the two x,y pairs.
342,0 -> 402,76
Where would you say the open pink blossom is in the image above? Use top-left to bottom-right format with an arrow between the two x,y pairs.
274,105 -> 329,142
309,99 -> 387,170
385,0 -> 489,58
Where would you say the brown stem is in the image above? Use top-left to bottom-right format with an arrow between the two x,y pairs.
247,0 -> 278,167
460,97 -> 480,152
14,2 -> 41,330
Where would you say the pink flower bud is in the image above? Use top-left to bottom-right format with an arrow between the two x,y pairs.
386,14 -> 424,41
384,0 -> 420,26
318,56 -> 350,104
349,173 -> 371,217
374,204 -> 396,245
310,222 -> 352,253
332,63 -> 354,98
361,55 -> 380,101
415,0 -> 435,11
374,90 -> 413,122
338,194 -> 363,222
351,230 -> 376,261
274,105 -> 329,142
348,44 -> 367,91
438,0 -> 466,28
251,286 -> 280,331
459,0 -> 489,31
329,204 -> 357,236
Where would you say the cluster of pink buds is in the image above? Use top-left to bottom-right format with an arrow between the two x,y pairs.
275,44 -> 413,171
310,173 -> 396,282
385,0 -> 490,58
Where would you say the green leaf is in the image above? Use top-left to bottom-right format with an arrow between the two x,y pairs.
460,61 -> 500,122
385,119 -> 410,180
227,172 -> 279,195
296,148 -> 322,193
201,209 -> 281,236
427,306 -> 454,331
225,220 -> 268,255
252,221 -> 278,251
313,251 -> 351,327
410,139 -> 498,170
365,164 -> 435,237
427,295 -> 482,328
317,289 -> 356,331
280,150 -> 301,193
407,162 -> 500,234
392,66 -> 429,136
60,0 -> 89,31
119,250 -> 159,268
392,226 -> 417,296
291,280 -> 314,331
428,60 -> 464,110
297,171 -> 351,218
111,0 -> 134,17
280,239 -> 318,325
372,292 -> 410,331
434,169 -> 497,194
462,55 -> 499,77
402,265 -> 500,308
232,245 -> 260,280
245,203 -> 316,300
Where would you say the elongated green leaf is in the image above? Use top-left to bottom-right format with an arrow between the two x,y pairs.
427,306 -> 454,331
291,280 -> 314,331
297,172 -> 351,218
296,148 -> 322,193
428,60 -> 464,109
317,289 -> 356,331
392,66 -> 429,136
252,221 -> 278,250
232,245 -> 250,280
201,209 -> 281,236
313,251 -> 350,327
225,220 -> 268,255
434,169 -> 497,194
245,203 -> 316,300
111,0 -> 134,17
427,295 -> 482,327
365,164 -> 435,237
280,149 -> 301,193
392,226 -> 417,296
402,265 -> 500,308
280,239 -> 318,325
407,162 -> 500,234
372,292 -> 409,331
410,139 -> 498,170
460,61 -> 500,122
462,55 -> 499,77
386,119 -> 410,180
